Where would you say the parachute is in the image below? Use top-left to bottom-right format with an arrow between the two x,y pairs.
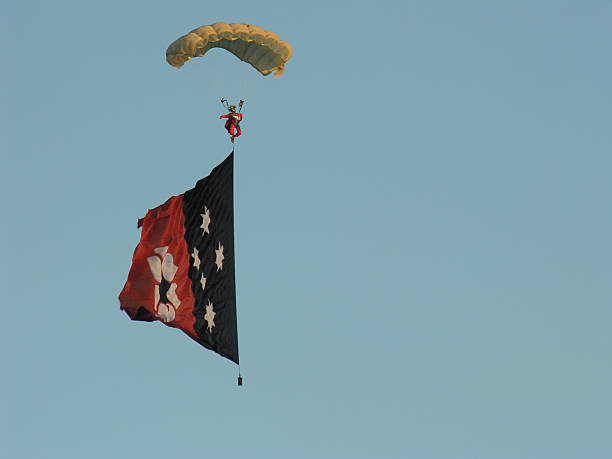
166,22 -> 292,77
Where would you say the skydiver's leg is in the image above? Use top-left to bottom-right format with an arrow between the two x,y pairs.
234,126 -> 242,138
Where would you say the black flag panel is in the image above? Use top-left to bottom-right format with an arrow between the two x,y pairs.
183,153 -> 238,364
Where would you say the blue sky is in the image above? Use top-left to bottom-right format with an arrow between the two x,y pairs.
2,1 -> 611,458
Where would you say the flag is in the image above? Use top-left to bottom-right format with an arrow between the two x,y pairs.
119,152 -> 239,364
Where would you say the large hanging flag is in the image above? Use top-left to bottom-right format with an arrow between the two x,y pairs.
119,153 -> 238,364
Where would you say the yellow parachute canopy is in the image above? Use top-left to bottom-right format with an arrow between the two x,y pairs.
166,22 -> 292,77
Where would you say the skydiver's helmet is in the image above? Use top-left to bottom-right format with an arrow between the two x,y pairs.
229,105 -> 236,113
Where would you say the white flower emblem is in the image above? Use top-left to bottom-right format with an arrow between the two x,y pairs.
147,246 -> 181,322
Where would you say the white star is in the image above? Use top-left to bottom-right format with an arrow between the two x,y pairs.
200,207 -> 211,237
215,242 -> 224,271
204,299 -> 216,332
191,247 -> 201,270
200,274 -> 207,291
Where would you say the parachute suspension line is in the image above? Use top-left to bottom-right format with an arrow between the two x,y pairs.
210,53 -> 225,115
238,62 -> 252,109
209,50 -> 222,95
240,67 -> 245,100
240,68 -> 248,104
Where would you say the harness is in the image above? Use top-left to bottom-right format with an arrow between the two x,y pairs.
225,114 -> 241,129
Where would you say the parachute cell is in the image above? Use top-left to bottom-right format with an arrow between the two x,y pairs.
166,22 -> 292,77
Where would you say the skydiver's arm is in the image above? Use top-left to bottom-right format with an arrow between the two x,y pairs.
220,114 -> 230,119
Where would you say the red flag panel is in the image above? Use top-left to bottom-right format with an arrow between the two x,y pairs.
119,194 -> 198,342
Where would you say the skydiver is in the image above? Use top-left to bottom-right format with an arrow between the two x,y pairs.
219,101 -> 244,143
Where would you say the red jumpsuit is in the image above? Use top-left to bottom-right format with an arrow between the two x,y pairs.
220,112 -> 243,138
